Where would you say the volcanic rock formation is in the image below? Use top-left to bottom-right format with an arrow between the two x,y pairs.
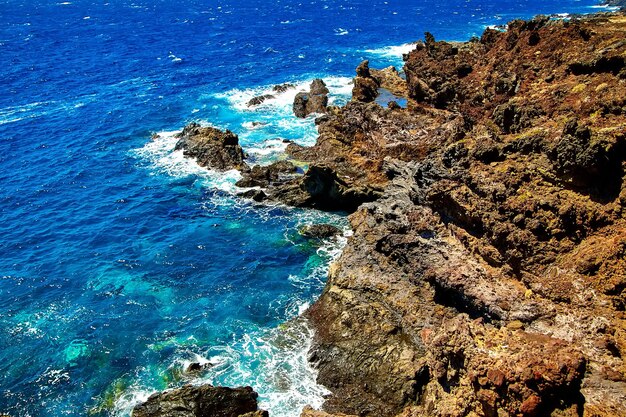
132,385 -> 266,417
293,79 -> 330,118
174,122 -> 247,172
162,11 -> 626,417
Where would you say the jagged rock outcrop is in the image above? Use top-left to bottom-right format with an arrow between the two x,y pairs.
247,94 -> 275,107
371,66 -> 408,98
131,385 -> 265,417
175,123 -> 247,171
273,83 -> 295,93
352,60 -> 379,102
235,160 -> 298,188
293,79 -> 329,118
304,12 -> 626,417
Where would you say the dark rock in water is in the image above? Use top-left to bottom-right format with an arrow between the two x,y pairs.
175,123 -> 247,172
293,92 -> 310,118
352,60 -> 379,103
247,94 -> 275,107
299,224 -> 341,239
235,160 -> 298,188
238,189 -> 267,202
272,83 -> 295,93
387,101 -> 401,110
131,385 -> 263,417
293,79 -> 329,118
306,93 -> 329,115
185,362 -> 213,374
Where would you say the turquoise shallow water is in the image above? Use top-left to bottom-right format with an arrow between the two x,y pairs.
0,0 -> 615,416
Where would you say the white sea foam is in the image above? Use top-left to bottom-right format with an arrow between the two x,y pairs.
245,138 -> 289,158
592,4 -> 620,10
215,76 -> 352,114
131,129 -> 241,192
177,318 -> 331,417
0,95 -> 96,126
108,190 -> 349,417
364,42 -> 418,61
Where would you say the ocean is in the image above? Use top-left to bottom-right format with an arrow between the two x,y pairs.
0,0 -> 614,416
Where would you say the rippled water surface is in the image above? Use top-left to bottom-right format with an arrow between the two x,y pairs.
0,0 -> 610,415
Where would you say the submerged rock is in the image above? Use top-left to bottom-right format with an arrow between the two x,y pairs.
185,362 -> 213,374
174,123 -> 247,172
132,385 -> 264,417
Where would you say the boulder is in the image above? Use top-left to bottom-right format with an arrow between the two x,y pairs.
299,224 -> 342,239
131,385 -> 264,417
235,160 -> 298,188
293,79 -> 329,118
185,362 -> 212,374
238,189 -> 267,202
352,60 -> 379,103
310,79 -> 330,95
175,123 -> 247,171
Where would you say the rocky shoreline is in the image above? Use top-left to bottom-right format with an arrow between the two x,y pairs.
138,10 -> 626,417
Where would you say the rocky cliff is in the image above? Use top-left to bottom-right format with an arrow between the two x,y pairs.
142,11 -> 626,417
305,12 -> 626,417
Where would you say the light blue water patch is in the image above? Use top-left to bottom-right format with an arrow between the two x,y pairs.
0,0 -> 611,416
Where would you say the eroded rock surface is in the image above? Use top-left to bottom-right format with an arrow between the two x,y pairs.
305,12 -> 626,417
163,13 -> 626,417
132,385 -> 264,417
175,123 -> 247,171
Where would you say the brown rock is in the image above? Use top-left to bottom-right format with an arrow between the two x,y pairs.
131,385 -> 262,417
174,123 -> 247,171
293,79 -> 330,118
352,60 -> 379,103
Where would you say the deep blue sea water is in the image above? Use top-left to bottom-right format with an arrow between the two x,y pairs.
0,0 -> 614,416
